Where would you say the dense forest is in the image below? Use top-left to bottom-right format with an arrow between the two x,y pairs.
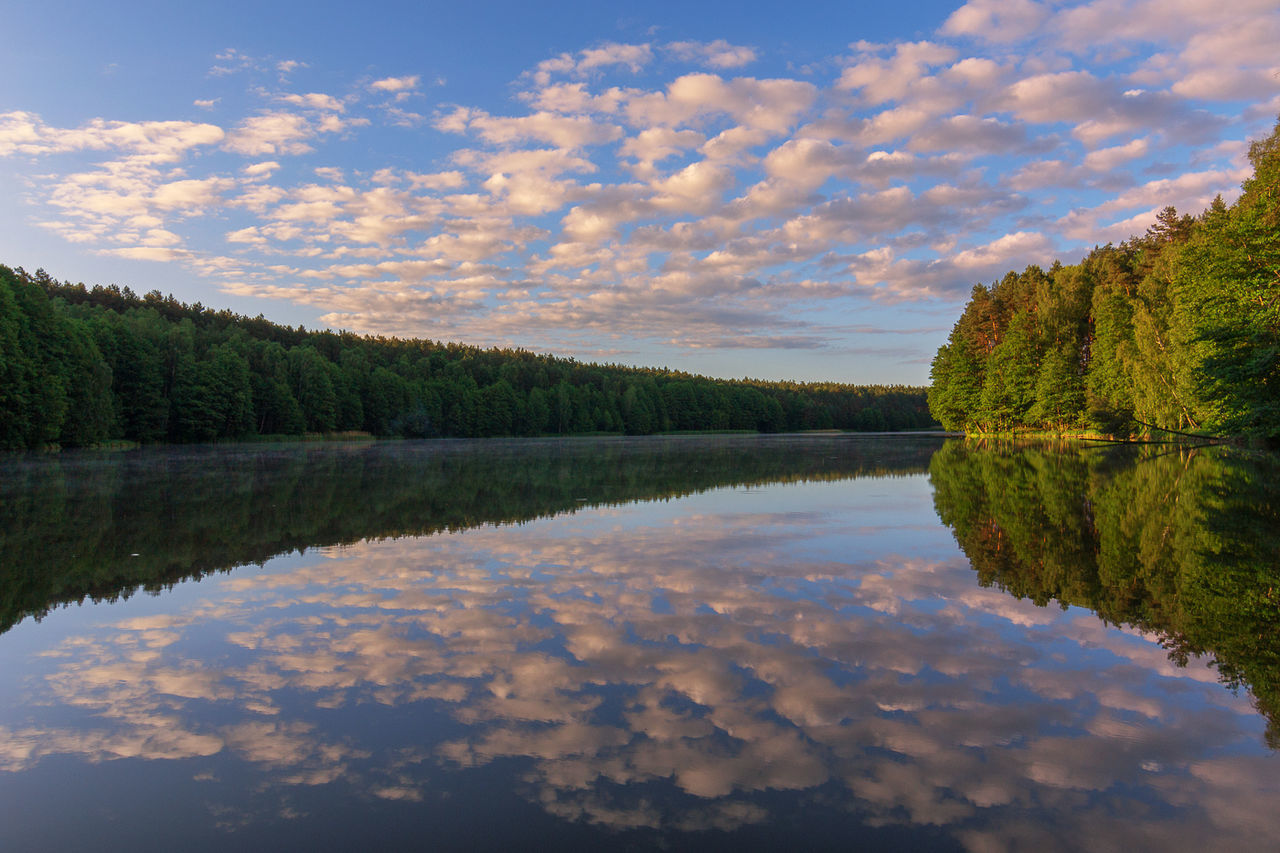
929,119 -> 1280,441
0,266 -> 934,450
931,439 -> 1280,747
0,435 -> 938,634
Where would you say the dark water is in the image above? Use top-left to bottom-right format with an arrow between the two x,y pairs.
1,436 -> 1277,851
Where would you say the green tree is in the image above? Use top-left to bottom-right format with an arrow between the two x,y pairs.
526,387 -> 551,435
56,321 -> 115,447
1176,121 -> 1280,438
287,346 -> 338,432
978,308 -> 1040,430
0,272 -> 35,449
928,286 -> 994,431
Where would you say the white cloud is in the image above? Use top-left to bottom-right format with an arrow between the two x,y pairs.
244,160 -> 281,178
665,40 -> 758,69
950,230 -> 1053,269
102,246 -> 188,261
838,41 -> 958,104
523,83 -> 628,115
531,43 -> 653,85
620,127 -> 704,163
845,230 -> 1056,299
650,161 -> 735,212
370,75 -> 420,93
940,0 -> 1051,42
625,74 -> 817,134
1082,136 -> 1149,171
1002,71 -> 1108,124
224,112 -> 318,155
906,114 -> 1043,154
2,13 -> 1273,367
0,111 -> 224,162
278,92 -> 346,112
405,170 -> 467,190
1056,167 -> 1247,241
441,108 -> 623,149
151,177 -> 233,211
578,43 -> 653,74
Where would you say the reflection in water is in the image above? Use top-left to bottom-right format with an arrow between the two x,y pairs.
1,437 -> 1279,850
930,440 -> 1280,746
0,435 -> 936,634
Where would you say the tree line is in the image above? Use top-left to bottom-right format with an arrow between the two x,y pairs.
0,265 -> 935,450
928,118 -> 1280,441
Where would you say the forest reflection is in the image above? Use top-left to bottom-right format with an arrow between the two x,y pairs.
3,437 -> 1279,850
930,440 -> 1280,746
0,435 -> 937,634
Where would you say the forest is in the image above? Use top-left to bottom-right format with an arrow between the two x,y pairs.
0,266 -> 934,450
928,119 -> 1280,441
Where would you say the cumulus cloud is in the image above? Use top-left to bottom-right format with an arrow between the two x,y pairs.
1,10 -> 1274,367
946,0 -> 1280,116
578,43 -> 653,74
1055,166 -> 1247,241
625,73 -> 817,134
437,107 -> 623,149
619,126 -> 705,175
1082,136 -> 1149,171
665,40 -> 758,69
950,229 -> 1054,269
845,230 -> 1056,300
244,160 -> 280,177
906,114 -> 1048,154
838,41 -> 958,104
224,112 -> 319,155
0,111 -> 224,161
530,43 -> 653,86
369,75 -> 420,93
277,92 -> 346,112
941,0 -> 1052,43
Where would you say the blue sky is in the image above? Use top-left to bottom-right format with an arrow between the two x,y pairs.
2,0 -> 1277,383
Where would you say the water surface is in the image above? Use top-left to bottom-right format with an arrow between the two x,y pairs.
1,436 -> 1277,851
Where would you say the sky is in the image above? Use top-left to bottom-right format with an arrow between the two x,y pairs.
1,0 -> 1277,384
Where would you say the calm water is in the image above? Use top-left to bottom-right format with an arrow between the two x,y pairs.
1,436 -> 1278,851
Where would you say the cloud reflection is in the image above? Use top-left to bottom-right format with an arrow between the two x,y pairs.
4,478 -> 1277,849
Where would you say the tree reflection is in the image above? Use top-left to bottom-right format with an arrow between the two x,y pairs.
5,473 -> 1275,851
0,435 -> 938,634
930,439 -> 1280,745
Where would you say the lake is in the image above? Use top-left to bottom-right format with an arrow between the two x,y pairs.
1,435 -> 1278,851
